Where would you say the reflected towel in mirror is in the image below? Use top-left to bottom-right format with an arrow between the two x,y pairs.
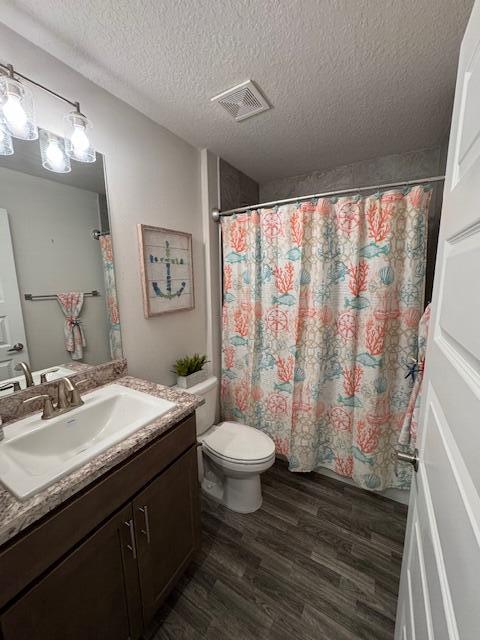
56,292 -> 86,360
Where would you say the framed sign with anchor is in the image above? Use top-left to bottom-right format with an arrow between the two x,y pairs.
137,224 -> 195,317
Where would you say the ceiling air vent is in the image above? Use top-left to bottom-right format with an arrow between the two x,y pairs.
211,80 -> 270,122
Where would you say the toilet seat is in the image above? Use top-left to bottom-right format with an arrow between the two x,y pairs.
199,421 -> 275,465
204,446 -> 275,466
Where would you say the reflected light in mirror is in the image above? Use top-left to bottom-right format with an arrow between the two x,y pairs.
39,130 -> 71,173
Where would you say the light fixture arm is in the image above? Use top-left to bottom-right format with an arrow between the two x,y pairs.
0,62 -> 82,113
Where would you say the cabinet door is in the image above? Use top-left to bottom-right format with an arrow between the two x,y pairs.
133,445 -> 200,625
1,504 -> 143,640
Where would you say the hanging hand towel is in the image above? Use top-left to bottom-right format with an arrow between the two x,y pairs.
399,303 -> 432,447
57,292 -> 86,360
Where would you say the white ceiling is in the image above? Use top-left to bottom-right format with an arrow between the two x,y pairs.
0,0 -> 474,183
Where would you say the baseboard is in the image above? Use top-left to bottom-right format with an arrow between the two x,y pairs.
274,454 -> 410,505
312,465 -> 410,505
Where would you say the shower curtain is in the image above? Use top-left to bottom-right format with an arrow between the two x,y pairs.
220,186 -> 430,491
99,234 -> 123,360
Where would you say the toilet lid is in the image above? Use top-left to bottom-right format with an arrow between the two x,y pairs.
201,421 -> 275,463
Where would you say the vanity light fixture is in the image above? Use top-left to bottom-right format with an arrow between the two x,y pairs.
0,69 -> 37,140
0,62 -> 96,172
39,129 -> 71,173
64,106 -> 96,163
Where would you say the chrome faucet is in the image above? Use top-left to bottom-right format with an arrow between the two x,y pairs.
14,362 -> 34,388
57,377 -> 85,410
22,378 -> 85,420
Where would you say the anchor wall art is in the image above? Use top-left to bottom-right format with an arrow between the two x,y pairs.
138,224 -> 194,317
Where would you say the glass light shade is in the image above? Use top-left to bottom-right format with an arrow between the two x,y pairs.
0,117 -> 14,155
0,76 -> 38,140
64,111 -> 96,163
39,129 -> 71,173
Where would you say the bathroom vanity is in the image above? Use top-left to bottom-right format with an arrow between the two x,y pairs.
0,376 -> 203,640
0,87 -> 205,639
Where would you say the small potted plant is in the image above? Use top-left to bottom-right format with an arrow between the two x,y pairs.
172,353 -> 208,389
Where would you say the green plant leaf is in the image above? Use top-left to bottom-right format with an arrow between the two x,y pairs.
172,353 -> 208,376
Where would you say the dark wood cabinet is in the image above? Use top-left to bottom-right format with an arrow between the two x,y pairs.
1,504 -> 137,640
134,446 -> 200,625
0,414 -> 200,640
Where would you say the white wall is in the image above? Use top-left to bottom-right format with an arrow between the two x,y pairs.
0,166 -> 109,370
200,150 -> 221,418
0,23 -> 206,385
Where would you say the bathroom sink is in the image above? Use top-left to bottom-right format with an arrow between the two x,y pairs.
0,384 -> 176,500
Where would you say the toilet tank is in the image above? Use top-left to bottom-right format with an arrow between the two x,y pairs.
179,376 -> 218,436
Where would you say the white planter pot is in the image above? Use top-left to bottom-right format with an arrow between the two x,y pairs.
176,369 -> 207,389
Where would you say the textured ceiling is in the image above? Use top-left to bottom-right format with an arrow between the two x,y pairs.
0,0 -> 474,182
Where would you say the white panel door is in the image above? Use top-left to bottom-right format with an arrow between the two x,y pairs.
0,208 -> 30,380
395,3 -> 480,639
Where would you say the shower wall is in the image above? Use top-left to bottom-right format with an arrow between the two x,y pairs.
260,145 -> 447,303
219,159 -> 259,211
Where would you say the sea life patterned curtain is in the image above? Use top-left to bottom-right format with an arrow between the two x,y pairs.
99,234 -> 123,360
220,186 -> 430,491
399,303 -> 432,449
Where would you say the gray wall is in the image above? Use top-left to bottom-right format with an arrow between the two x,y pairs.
219,159 -> 259,211
201,150 -> 222,421
0,166 -> 110,370
260,146 -> 447,302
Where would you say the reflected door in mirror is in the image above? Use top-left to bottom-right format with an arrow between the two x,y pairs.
0,209 -> 30,381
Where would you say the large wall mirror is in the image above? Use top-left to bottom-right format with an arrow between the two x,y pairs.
0,129 -> 122,397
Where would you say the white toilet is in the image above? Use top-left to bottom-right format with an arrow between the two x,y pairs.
180,376 -> 275,513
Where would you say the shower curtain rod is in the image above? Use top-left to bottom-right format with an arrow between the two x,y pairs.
211,175 -> 445,221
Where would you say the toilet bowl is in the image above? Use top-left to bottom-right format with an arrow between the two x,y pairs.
200,420 -> 275,513
177,377 -> 275,513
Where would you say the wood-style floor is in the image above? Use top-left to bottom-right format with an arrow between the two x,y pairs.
145,461 -> 408,640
